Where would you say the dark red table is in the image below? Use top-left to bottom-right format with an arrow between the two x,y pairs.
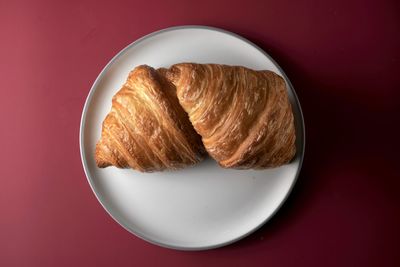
1,0 -> 399,266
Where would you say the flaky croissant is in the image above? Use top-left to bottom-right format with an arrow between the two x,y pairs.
95,65 -> 205,172
166,63 -> 296,169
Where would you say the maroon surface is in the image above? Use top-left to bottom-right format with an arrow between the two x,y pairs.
1,0 -> 399,266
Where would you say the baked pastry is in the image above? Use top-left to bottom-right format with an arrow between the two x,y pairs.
166,63 -> 296,169
95,65 -> 205,172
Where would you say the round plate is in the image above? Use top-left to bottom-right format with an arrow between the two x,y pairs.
80,26 -> 305,250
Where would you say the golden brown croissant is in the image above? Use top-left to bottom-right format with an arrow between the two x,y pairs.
166,63 -> 296,169
95,65 -> 205,172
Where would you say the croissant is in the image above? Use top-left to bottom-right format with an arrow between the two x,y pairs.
95,65 -> 205,172
166,63 -> 296,169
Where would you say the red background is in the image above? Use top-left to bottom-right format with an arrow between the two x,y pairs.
1,0 -> 399,266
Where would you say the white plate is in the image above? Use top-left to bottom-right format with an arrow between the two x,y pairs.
80,26 -> 305,250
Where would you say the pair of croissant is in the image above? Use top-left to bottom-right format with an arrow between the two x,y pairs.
95,63 -> 296,172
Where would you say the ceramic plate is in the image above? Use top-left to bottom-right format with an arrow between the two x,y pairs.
80,26 -> 305,250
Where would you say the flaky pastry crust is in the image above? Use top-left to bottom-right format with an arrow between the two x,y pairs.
166,63 -> 296,169
95,65 -> 205,172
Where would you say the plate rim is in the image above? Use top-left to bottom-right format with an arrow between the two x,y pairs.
79,25 -> 306,251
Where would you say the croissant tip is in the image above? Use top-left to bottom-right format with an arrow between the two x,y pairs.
95,140 -> 111,168
127,65 -> 155,78
95,157 -> 111,168
165,65 -> 181,83
157,67 -> 168,77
